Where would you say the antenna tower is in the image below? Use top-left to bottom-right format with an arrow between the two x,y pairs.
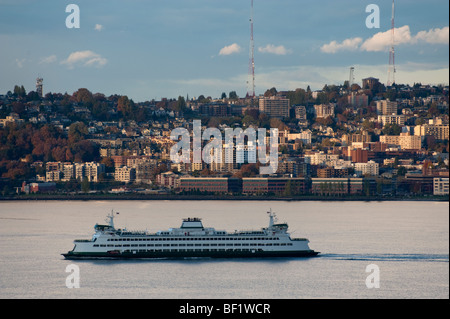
247,0 -> 255,98
36,76 -> 43,98
387,0 -> 396,86
349,67 -> 355,89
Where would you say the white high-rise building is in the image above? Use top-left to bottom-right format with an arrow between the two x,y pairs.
354,160 -> 379,176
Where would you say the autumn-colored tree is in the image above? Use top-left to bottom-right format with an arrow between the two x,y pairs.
117,96 -> 136,120
72,88 -> 93,104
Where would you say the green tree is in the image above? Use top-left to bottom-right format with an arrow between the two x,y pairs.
81,178 -> 90,193
13,85 -> 26,97
283,180 -> 293,196
176,96 -> 187,112
68,122 -> 89,144
229,91 -> 238,100
382,123 -> 402,136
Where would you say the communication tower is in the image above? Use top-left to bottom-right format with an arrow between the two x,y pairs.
36,77 -> 43,98
387,0 -> 396,86
247,0 -> 255,98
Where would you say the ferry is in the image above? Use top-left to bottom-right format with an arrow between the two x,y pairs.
62,210 -> 319,259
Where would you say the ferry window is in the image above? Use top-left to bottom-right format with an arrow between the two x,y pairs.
93,245 -> 99,247
281,243 -> 286,246
234,244 -> 241,246
171,244 -> 177,247
203,244 -> 210,246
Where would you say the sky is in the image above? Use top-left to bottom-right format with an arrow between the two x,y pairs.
0,0 -> 448,102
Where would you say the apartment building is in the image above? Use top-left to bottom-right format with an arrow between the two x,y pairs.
380,133 -> 422,150
259,96 -> 290,119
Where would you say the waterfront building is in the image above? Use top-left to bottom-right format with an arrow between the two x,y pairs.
433,177 -> 449,196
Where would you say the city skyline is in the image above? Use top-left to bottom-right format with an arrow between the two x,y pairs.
0,0 -> 449,102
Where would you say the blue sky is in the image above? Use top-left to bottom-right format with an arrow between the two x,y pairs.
0,0 -> 448,102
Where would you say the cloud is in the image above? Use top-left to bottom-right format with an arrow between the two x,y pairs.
321,25 -> 449,53
39,55 -> 57,64
219,43 -> 241,56
320,38 -> 363,53
61,50 -> 107,68
15,58 -> 26,68
94,24 -> 103,31
258,44 -> 292,55
415,26 -> 449,44
360,25 -> 414,52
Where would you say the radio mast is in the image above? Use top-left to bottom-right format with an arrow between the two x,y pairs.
387,0 -> 396,87
247,0 -> 255,98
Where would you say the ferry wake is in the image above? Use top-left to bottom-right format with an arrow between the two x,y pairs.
62,210 -> 319,259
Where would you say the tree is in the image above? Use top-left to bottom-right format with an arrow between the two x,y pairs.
264,87 -> 277,97
283,180 -> 293,196
13,85 -> 26,97
176,96 -> 187,112
397,166 -> 407,176
229,91 -> 238,100
382,123 -> 402,136
68,122 -> 89,144
117,95 -> 136,120
81,178 -> 90,193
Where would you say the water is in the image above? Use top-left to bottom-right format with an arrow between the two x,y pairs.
0,200 -> 448,299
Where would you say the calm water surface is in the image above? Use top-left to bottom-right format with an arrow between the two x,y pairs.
0,200 -> 448,299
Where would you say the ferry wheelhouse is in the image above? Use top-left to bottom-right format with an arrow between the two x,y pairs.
62,210 -> 319,259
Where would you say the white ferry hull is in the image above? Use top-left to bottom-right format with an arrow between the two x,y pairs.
62,249 -> 319,260
62,211 -> 319,260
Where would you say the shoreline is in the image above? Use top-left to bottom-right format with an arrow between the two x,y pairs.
0,194 -> 448,202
